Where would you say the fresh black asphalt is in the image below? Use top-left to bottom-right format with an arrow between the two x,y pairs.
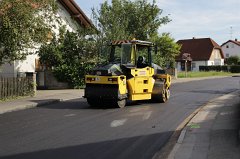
0,77 -> 239,159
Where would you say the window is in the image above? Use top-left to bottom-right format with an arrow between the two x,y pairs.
226,53 -> 229,58
109,43 -> 135,65
192,63 -> 196,68
121,44 -> 133,65
226,45 -> 229,48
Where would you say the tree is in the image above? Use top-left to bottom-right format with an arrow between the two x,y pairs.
0,0 -> 57,64
93,0 -> 170,41
38,29 -> 98,87
225,56 -> 239,65
93,0 -> 179,67
152,33 -> 181,68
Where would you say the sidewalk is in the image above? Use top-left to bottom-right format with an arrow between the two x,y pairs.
0,89 -> 84,114
167,90 -> 240,159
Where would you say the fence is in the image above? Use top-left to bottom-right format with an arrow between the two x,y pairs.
0,77 -> 35,100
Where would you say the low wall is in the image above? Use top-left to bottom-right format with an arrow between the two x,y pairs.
36,70 -> 69,90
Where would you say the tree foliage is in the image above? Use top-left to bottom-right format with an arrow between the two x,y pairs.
93,0 -> 170,41
225,56 -> 240,65
152,33 -> 181,68
38,29 -> 98,87
38,0 -> 180,87
93,0 -> 179,68
0,0 -> 57,64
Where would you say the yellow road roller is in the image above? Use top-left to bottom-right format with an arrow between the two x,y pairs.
84,39 -> 171,108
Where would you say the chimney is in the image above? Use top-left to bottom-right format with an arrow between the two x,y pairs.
192,37 -> 196,39
235,38 -> 238,41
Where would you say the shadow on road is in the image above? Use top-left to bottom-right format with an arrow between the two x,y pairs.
34,98 -> 146,110
0,131 -> 174,159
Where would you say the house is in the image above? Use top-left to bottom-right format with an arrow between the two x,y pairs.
176,38 -> 224,71
221,39 -> 240,58
0,0 -> 94,88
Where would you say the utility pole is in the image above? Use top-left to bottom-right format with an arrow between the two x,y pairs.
185,59 -> 187,77
230,26 -> 233,40
182,53 -> 192,78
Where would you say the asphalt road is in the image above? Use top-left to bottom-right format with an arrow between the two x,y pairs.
0,77 -> 239,159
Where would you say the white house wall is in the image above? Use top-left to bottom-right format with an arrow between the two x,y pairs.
191,61 -> 207,71
0,62 -> 15,77
222,41 -> 240,58
50,2 -> 79,35
177,58 -> 224,72
15,54 -> 38,74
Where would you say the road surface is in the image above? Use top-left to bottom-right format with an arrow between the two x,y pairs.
0,77 -> 239,159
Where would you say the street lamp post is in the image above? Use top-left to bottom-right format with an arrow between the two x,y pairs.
185,59 -> 187,78
182,53 -> 192,78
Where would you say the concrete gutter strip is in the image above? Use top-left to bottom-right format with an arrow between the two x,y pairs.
177,128 -> 187,144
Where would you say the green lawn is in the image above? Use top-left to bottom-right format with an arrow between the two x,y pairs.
177,71 -> 234,78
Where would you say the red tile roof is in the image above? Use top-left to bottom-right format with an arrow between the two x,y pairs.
176,38 -> 224,61
58,0 -> 95,29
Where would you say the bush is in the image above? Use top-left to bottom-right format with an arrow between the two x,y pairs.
199,66 -> 206,71
199,65 -> 240,73
225,56 -> 240,65
229,65 -> 240,73
221,65 -> 229,72
53,62 -> 97,88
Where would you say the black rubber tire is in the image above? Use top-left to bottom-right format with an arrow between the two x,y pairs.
159,88 -> 167,103
151,82 -> 168,103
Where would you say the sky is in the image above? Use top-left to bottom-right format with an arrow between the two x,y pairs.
76,0 -> 240,45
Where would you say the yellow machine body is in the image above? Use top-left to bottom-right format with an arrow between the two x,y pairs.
85,75 -> 127,95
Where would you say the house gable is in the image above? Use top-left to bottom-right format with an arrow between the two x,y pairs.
176,38 -> 224,61
221,40 -> 240,47
221,40 -> 240,58
58,0 -> 94,29
209,49 -> 222,61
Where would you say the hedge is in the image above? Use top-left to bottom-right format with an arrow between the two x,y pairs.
229,65 -> 240,73
199,65 -> 240,73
